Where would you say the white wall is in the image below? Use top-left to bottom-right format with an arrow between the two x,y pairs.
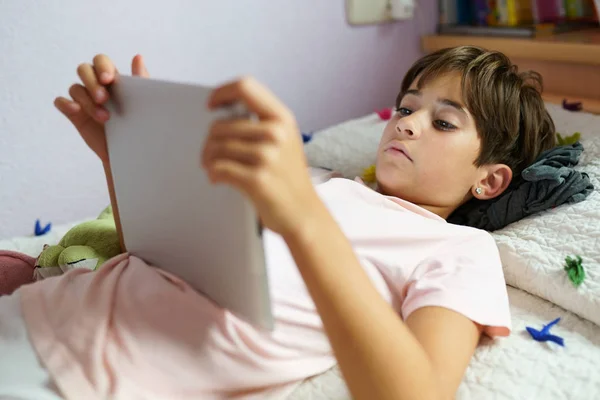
0,0 -> 436,239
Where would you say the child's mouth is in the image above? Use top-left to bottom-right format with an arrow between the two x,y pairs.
385,144 -> 413,162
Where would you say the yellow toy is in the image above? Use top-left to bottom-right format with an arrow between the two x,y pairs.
361,164 -> 377,184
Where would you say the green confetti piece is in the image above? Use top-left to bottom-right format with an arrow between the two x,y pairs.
564,255 -> 585,287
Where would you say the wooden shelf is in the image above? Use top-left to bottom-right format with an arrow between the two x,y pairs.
542,93 -> 600,115
422,29 -> 600,66
421,29 -> 600,114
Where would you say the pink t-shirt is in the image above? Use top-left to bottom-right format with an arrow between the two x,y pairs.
21,177 -> 511,399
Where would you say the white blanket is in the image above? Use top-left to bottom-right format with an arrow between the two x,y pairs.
494,104 -> 600,326
290,286 -> 600,400
0,221 -> 83,258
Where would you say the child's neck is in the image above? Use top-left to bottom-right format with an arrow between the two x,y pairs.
374,184 -> 454,220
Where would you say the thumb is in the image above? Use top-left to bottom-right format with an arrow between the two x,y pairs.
132,54 -> 150,78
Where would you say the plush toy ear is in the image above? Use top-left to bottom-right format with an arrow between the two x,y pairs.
35,245 -> 65,280
37,245 -> 64,268
97,205 -> 113,220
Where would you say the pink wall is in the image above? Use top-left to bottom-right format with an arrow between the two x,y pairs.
0,0 -> 437,238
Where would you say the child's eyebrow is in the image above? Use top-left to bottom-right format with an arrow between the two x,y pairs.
401,90 -> 467,116
439,99 -> 467,115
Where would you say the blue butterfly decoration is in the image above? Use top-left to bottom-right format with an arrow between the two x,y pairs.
301,132 -> 313,144
34,219 -> 52,236
526,317 -> 565,347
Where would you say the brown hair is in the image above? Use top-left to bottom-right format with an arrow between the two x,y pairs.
398,46 -> 556,175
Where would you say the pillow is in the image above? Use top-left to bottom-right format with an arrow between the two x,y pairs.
304,113 -> 386,180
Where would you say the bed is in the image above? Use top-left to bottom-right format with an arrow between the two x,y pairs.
0,104 -> 598,399
290,286 -> 600,400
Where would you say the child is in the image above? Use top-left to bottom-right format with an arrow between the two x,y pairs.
0,46 -> 555,399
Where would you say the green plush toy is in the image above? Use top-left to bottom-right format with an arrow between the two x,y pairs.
34,206 -> 121,280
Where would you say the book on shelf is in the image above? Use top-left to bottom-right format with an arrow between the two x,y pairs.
533,1 -> 565,24
437,23 -> 553,37
437,0 -> 599,38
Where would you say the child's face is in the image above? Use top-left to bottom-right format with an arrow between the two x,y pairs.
375,72 -> 482,217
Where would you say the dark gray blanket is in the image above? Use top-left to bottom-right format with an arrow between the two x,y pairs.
448,142 -> 594,231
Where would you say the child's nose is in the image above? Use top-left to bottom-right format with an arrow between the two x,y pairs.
395,117 -> 420,139
395,125 -> 415,136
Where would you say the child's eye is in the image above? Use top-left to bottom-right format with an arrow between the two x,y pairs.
434,120 -> 457,131
396,107 -> 412,116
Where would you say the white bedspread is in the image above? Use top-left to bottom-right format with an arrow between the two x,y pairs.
494,104 -> 600,326
0,220 -> 84,258
289,286 -> 600,400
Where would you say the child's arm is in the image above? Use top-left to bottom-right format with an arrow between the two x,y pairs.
205,78 -> 480,400
284,209 -> 480,400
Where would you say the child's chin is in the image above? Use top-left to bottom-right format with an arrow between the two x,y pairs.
377,174 -> 411,196
379,166 -> 409,182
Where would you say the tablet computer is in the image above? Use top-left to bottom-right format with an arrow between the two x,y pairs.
105,75 -> 273,330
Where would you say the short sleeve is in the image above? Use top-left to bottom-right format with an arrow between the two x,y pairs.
401,232 -> 511,337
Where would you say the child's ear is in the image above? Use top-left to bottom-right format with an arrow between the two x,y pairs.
474,164 -> 512,200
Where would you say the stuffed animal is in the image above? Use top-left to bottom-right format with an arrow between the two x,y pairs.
34,206 -> 121,280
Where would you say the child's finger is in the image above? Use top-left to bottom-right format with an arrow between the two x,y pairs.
77,63 -> 107,104
207,158 -> 254,193
131,54 -> 150,78
54,97 -> 91,131
209,119 -> 281,142
54,96 -> 81,116
68,84 -> 109,123
208,77 -> 292,122
92,54 -> 118,85
202,138 -> 265,168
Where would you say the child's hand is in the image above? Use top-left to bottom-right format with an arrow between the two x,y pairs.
54,54 -> 150,163
202,77 -> 320,238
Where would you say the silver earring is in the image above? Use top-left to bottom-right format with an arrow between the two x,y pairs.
475,187 -> 483,195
